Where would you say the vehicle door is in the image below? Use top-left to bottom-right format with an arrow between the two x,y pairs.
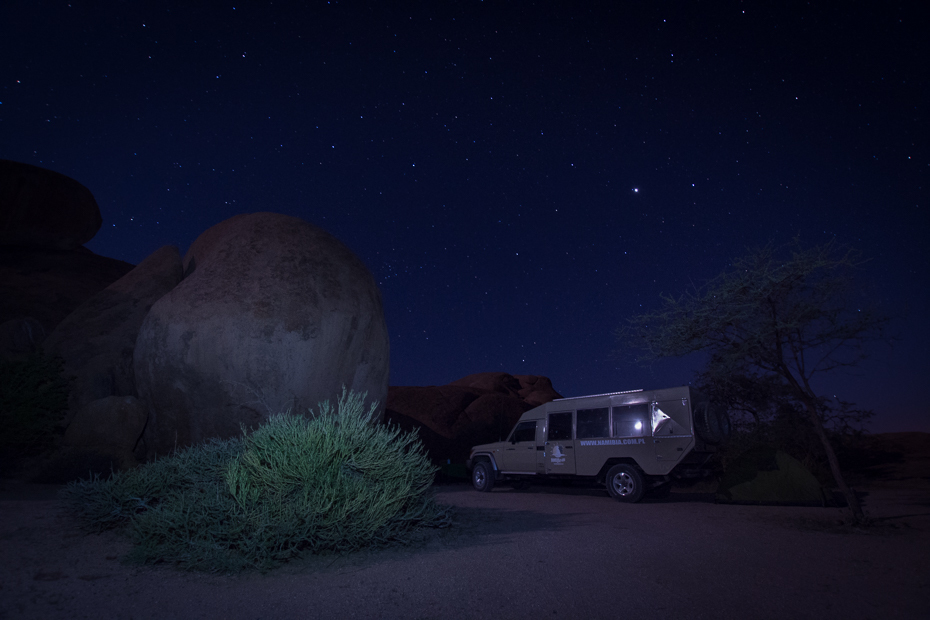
496,420 -> 539,474
545,411 -> 576,474
652,399 -> 693,462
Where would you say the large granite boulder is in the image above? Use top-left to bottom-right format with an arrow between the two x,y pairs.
134,212 -> 390,458
385,373 -> 562,464
0,160 -> 102,250
42,245 -> 184,418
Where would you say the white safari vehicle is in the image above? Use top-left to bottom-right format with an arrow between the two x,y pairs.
466,386 -> 730,502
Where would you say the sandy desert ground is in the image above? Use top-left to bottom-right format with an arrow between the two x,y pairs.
1,432 -> 927,620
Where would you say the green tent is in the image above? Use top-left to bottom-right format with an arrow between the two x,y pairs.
716,446 -> 826,506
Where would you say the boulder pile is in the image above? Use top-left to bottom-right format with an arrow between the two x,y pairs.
1,161 -> 391,478
0,160 -> 134,351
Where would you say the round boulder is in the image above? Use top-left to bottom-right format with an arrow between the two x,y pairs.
0,160 -> 102,250
133,212 -> 390,458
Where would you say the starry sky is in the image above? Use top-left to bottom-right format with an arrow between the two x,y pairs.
2,1 -> 926,432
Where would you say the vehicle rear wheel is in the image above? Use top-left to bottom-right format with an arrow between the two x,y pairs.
606,464 -> 645,503
471,461 -> 495,492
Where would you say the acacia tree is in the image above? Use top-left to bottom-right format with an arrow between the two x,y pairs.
694,360 -> 874,472
616,239 -> 887,524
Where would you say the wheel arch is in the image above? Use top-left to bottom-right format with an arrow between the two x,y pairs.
596,457 -> 645,484
469,452 -> 499,472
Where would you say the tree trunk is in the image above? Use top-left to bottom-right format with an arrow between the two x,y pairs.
802,399 -> 866,524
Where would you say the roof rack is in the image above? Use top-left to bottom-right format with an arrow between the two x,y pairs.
554,388 -> 644,401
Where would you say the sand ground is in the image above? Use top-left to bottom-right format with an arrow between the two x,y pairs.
1,433 -> 928,620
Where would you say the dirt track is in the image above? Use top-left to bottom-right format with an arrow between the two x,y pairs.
1,478 -> 928,620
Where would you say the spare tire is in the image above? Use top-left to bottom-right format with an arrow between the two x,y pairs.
693,401 -> 731,445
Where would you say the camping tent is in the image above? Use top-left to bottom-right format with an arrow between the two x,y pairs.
716,446 -> 826,506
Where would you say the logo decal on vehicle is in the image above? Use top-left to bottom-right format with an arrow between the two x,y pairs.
578,438 -> 646,446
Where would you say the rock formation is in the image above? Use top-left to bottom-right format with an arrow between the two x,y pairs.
385,372 -> 562,464
450,372 -> 563,407
0,161 -> 134,335
0,246 -> 135,335
42,245 -> 183,424
133,212 -> 390,458
0,159 -> 102,250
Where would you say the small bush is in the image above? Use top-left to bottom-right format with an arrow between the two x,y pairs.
60,388 -> 451,572
0,351 -> 70,457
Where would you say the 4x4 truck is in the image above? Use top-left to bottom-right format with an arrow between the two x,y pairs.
466,386 -> 730,502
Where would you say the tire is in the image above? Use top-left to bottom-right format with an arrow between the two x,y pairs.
606,464 -> 645,503
693,401 -> 731,445
471,461 -> 495,492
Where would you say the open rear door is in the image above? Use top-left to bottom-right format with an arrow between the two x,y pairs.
652,399 -> 693,462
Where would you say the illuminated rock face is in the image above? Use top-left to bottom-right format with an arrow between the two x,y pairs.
134,212 -> 390,458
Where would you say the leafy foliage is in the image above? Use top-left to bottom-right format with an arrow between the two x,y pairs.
696,365 -> 873,482
60,388 -> 451,572
616,239 -> 888,523
617,239 -> 884,376
0,351 -> 70,457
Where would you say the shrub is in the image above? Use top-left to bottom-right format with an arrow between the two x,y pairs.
60,388 -> 451,572
0,351 -> 70,457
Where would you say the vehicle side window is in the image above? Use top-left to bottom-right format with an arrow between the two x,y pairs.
508,421 -> 537,443
576,408 -> 609,439
547,412 -> 573,441
611,404 -> 649,438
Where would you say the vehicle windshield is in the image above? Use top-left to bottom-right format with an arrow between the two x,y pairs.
508,421 -> 537,443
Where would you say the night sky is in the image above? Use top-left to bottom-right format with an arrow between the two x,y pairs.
2,1 -> 926,432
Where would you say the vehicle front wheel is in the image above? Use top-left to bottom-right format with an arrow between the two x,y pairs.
471,461 -> 495,492
606,464 -> 645,503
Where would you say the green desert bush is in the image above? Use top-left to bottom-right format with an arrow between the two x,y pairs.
0,351 -> 70,457
60,388 -> 451,572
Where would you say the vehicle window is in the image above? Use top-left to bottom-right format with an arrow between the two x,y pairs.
611,404 -> 649,438
547,412 -> 573,441
576,408 -> 609,439
508,421 -> 537,443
